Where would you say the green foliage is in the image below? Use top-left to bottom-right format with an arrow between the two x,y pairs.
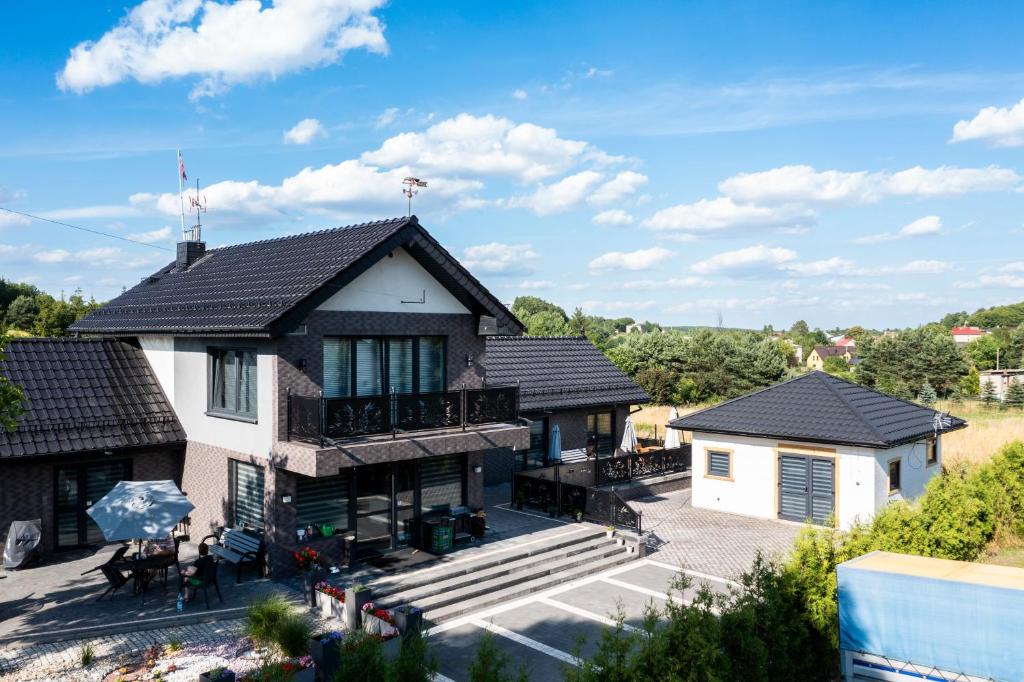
0,337 -> 24,432
960,366 -> 981,397
1005,381 -> 1024,409
857,327 -> 968,397
79,641 -> 95,667
469,630 -> 528,682
964,334 -> 1002,371
633,366 -> 679,405
391,633 -> 438,682
981,380 -> 998,405
273,613 -> 312,658
332,631 -> 385,682
917,381 -> 937,405
821,356 -> 851,379
940,311 -> 969,329
33,291 -> 101,336
5,294 -> 39,331
244,595 -> 292,646
568,307 -> 587,336
968,301 -> 1024,328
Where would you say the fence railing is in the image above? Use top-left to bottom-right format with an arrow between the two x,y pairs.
595,445 -> 692,486
288,385 -> 519,444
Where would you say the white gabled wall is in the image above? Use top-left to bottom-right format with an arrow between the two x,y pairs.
690,431 -> 943,529
140,334 -> 276,459
316,247 -> 470,314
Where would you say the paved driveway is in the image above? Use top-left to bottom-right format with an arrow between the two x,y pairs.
632,488 -> 803,579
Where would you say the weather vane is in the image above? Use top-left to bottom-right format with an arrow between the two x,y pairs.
402,176 -> 427,216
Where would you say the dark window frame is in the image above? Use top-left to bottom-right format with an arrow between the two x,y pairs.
322,336 -> 447,398
525,415 -> 549,469
207,346 -> 258,422
888,458 -> 902,495
229,459 -> 265,530
53,459 -> 133,550
925,438 -> 938,466
705,449 -> 733,480
586,411 -> 615,456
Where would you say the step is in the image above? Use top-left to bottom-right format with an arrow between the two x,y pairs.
369,527 -> 606,597
379,541 -> 625,612
373,535 -> 618,606
427,550 -> 638,624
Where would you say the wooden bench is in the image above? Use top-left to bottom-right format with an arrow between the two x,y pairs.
201,527 -> 265,583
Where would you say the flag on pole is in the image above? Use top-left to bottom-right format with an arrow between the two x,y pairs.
178,151 -> 187,182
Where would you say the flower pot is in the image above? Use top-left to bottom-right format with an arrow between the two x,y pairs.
319,594 -> 344,620
293,667 -> 315,682
381,635 -> 402,660
605,530 -> 615,539
344,587 -> 372,630
198,670 -> 236,682
393,605 -> 423,638
303,569 -> 326,607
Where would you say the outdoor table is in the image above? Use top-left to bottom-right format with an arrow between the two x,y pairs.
112,552 -> 176,602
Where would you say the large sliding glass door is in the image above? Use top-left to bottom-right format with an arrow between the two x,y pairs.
355,463 -> 392,554
54,460 -> 131,549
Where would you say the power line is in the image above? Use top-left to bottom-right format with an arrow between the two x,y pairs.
0,206 -> 174,252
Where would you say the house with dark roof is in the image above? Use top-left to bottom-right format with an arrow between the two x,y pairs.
0,339 -> 186,556
667,371 -> 966,528
806,344 -> 856,371
22,216 -> 649,573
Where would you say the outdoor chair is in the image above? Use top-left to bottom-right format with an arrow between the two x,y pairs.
97,557 -> 131,601
181,555 -> 223,609
82,544 -> 129,577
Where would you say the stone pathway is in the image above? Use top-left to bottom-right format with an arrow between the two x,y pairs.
631,489 -> 803,579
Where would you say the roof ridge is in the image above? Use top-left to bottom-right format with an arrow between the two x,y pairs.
668,371 -> 814,425
819,370 -> 951,418
811,371 -> 890,446
488,335 -> 587,340
203,216 -> 411,254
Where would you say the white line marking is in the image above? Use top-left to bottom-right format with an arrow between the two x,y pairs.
599,576 -> 673,602
641,558 -> 740,588
538,597 -> 640,633
470,619 -> 579,666
432,673 -> 457,682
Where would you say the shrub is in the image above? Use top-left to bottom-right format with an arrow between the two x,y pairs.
392,632 -> 438,682
634,366 -> 679,405
469,630 -> 528,682
274,613 -> 313,659
332,630 -> 384,682
79,642 -> 95,667
244,595 -> 293,647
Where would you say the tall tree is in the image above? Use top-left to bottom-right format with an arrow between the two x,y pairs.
568,307 -> 587,336
0,337 -> 24,432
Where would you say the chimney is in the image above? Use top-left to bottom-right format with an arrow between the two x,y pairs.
176,239 -> 206,270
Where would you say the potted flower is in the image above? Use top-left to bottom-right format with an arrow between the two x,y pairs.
362,603 -> 402,659
309,631 -> 343,680
344,584 -> 372,631
294,546 -> 325,606
605,525 -> 615,539
574,509 -> 583,523
316,582 -> 346,619
392,604 -> 423,639
198,667 -> 235,682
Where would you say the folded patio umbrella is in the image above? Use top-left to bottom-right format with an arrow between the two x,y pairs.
86,480 -> 194,542
620,416 -> 638,453
548,424 -> 561,462
664,407 -> 682,449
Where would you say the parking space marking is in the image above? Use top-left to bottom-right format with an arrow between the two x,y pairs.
599,575 -> 674,602
642,558 -> 740,589
470,619 -> 579,667
433,673 -> 457,682
538,597 -> 640,632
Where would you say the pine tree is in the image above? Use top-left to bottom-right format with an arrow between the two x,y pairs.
568,307 -> 587,336
917,381 -> 937,405
981,379 -> 998,406
1004,381 -> 1024,409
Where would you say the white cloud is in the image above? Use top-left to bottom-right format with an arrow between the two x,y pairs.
622,276 -> 710,290
58,0 -> 388,98
999,262 -> 1024,273
40,205 -> 143,220
0,212 -> 30,229
284,118 -> 327,145
690,244 -> 797,275
783,256 -> 858,276
588,171 -> 647,206
592,209 -> 634,226
34,249 -> 71,263
876,259 -> 952,275
127,226 -> 173,243
719,164 -> 1019,205
461,242 -> 539,275
588,247 -> 675,273
510,171 -> 604,215
642,197 -> 814,233
853,215 -> 942,244
375,107 -> 399,128
956,274 -> 1024,289
362,113 -> 602,183
518,279 -> 554,290
580,300 -> 654,314
512,89 -> 528,101
952,97 -> 1024,147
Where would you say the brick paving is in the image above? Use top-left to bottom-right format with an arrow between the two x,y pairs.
631,488 -> 802,580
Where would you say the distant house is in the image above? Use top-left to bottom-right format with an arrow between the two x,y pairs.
951,326 -> 987,347
831,335 -> 857,348
806,345 -> 856,370
624,322 -> 643,334
667,371 -> 966,528
980,369 -> 1024,401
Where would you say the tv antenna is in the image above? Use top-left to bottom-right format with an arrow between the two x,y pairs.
186,178 -> 207,242
402,176 -> 427,216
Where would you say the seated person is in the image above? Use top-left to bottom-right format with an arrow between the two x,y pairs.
144,534 -> 175,557
181,542 -> 215,599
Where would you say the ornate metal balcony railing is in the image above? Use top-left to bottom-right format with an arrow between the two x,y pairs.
287,385 -> 519,444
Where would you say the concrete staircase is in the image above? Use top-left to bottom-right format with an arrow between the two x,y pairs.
367,527 -> 637,624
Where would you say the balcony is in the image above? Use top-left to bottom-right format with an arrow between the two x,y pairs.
287,385 -> 520,445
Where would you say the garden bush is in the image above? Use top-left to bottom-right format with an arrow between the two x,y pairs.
244,595 -> 293,647
273,612 -> 313,659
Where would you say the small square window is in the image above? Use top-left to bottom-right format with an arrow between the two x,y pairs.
706,450 -> 732,480
888,459 -> 902,494
926,438 -> 938,466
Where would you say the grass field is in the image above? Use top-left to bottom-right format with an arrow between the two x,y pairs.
630,399 -> 1024,466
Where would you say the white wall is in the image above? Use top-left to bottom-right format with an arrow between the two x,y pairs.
316,247 -> 469,314
141,336 -> 276,459
691,432 -> 943,529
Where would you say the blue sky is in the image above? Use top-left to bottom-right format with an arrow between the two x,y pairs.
2,1 -> 1024,330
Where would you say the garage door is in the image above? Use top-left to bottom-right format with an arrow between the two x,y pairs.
778,454 -> 834,524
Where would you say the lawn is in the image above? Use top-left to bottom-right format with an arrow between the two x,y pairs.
982,546 -> 1024,569
935,400 -> 1024,466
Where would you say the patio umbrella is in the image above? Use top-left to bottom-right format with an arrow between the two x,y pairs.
664,407 -> 682,449
548,424 -> 562,462
620,416 -> 638,454
86,480 -> 194,543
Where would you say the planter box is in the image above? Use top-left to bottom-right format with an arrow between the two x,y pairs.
318,594 -> 344,620
381,635 -> 401,660
344,587 -> 372,631
293,667 -> 314,682
309,635 -> 341,681
362,612 -> 399,639
303,569 -> 327,607
392,605 -> 423,638
198,670 -> 236,682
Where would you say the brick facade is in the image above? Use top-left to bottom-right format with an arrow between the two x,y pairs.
275,310 -> 487,441
0,446 -> 184,558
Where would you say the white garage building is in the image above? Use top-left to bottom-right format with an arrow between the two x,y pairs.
667,371 -> 967,529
